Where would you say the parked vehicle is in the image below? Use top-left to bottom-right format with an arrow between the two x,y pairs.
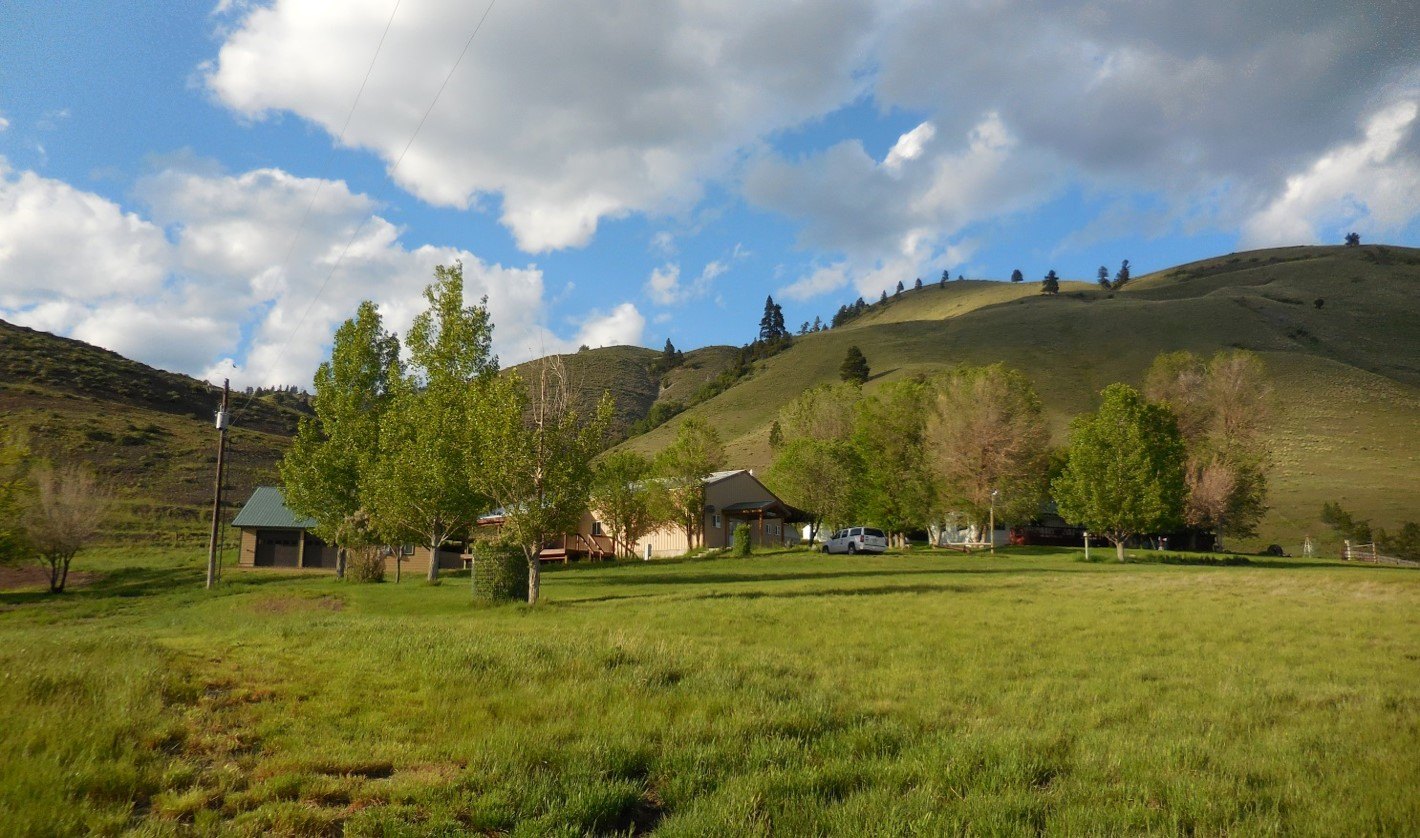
823,526 -> 888,555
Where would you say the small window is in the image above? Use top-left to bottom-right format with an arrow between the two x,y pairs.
399,544 -> 415,556
592,521 -> 605,536
864,528 -> 885,538
712,514 -> 722,529
850,528 -> 862,537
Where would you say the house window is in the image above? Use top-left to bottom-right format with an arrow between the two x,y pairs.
592,521 -> 605,536
399,544 -> 415,556
712,514 -> 722,529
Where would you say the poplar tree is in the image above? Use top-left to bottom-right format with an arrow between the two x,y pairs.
654,417 -> 726,550
279,301 -> 400,579
589,450 -> 667,558
1053,384 -> 1187,561
367,263 -> 496,583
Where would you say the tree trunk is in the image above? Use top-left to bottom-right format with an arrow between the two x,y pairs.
336,547 -> 346,580
60,555 -> 71,592
427,535 -> 441,583
47,557 -> 61,593
395,553 -> 402,583
1116,539 -> 1126,563
527,552 -> 541,604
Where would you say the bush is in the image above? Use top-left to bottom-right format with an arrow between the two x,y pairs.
347,546 -> 385,583
472,544 -> 529,602
732,524 -> 751,557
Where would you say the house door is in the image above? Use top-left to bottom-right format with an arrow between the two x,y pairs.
254,530 -> 301,567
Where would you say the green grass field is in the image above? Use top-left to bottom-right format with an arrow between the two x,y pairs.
3,547 -> 1417,836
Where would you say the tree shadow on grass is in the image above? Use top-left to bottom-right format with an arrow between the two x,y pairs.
0,562 -> 317,610
581,566 -> 1073,588
560,581 -> 985,606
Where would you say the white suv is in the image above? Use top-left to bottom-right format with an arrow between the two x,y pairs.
823,527 -> 888,555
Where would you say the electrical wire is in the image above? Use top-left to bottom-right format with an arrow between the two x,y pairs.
233,0 -> 499,421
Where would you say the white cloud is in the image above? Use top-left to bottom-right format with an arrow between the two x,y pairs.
1242,100 -> 1420,247
0,166 -> 171,308
749,114 -> 1056,298
0,161 -> 645,386
644,259 -> 728,306
205,0 -> 877,253
0,113 -> 9,132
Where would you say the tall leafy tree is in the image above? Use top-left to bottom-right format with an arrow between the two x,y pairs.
279,301 -> 400,579
778,381 -> 860,443
840,346 -> 870,384
1041,270 -> 1060,295
1010,269 -> 1024,283
23,463 -> 112,593
1053,384 -> 1187,561
924,364 -> 1048,531
654,417 -> 726,550
367,263 -> 496,583
767,438 -> 860,545
590,450 -> 667,559
1145,349 -> 1271,546
472,358 -> 612,603
854,379 -> 936,543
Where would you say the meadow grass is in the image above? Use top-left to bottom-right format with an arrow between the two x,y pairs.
1,546 -> 1417,835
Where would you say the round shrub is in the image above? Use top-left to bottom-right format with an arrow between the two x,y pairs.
471,544 -> 529,602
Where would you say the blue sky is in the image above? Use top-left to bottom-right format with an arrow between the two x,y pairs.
2,1 -> 1417,386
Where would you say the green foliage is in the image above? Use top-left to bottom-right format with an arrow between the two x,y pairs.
0,435 -> 32,565
470,543 -> 529,601
279,301 -> 400,559
731,523 -> 752,556
1041,270 -> 1060,295
654,418 -> 726,550
470,360 -> 613,603
854,379 -> 936,535
590,451 -> 668,558
765,437 -> 861,541
1321,501 -> 1372,543
767,419 -> 784,451
839,345 -> 869,384
367,266 -> 498,582
1010,268 -> 1023,283
1053,384 -> 1187,559
627,400 -> 685,436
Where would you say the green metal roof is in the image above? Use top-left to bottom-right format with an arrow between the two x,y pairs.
231,486 -> 316,529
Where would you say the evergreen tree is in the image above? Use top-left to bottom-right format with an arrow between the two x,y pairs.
832,305 -> 849,328
812,315 -> 823,332
879,290 -> 888,303
1114,259 -> 1131,288
1041,270 -> 1060,295
914,277 -> 923,290
799,321 -> 809,335
840,345 -> 870,384
758,295 -> 777,343
768,419 -> 785,450
771,301 -> 786,339
1344,232 -> 1361,246
1011,269 -> 1024,283
895,280 -> 904,296
1097,266 -> 1111,288
854,297 -> 866,313
940,270 -> 949,288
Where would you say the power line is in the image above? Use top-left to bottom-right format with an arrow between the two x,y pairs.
234,0 -> 499,419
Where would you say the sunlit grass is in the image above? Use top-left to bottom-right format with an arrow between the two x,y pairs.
2,546 -> 1417,835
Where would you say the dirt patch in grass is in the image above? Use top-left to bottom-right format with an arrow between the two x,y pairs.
248,594 -> 345,615
0,564 -> 98,591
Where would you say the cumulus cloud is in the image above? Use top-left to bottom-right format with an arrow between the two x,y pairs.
644,260 -> 727,306
1243,99 -> 1420,247
750,116 -> 1056,298
0,164 -> 171,309
205,0 -> 876,252
0,161 -> 645,386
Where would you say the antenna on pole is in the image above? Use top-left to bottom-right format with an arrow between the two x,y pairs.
206,379 -> 231,589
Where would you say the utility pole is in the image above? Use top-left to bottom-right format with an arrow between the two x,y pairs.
206,379 -> 230,589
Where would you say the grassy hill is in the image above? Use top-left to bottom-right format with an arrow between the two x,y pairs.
617,245 -> 1420,550
0,320 -> 307,544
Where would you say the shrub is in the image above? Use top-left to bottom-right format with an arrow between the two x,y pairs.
732,524 -> 752,557
472,544 -> 529,602
347,546 -> 386,583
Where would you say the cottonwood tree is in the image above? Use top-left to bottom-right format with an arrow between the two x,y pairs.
472,357 -> 612,604
590,450 -> 668,558
778,381 -> 860,444
1145,350 -> 1271,547
367,264 -> 496,583
766,437 -> 860,545
1053,384 -> 1187,561
24,463 -> 112,593
924,364 -> 1049,533
280,301 -> 401,579
654,417 -> 725,550
854,379 -> 936,545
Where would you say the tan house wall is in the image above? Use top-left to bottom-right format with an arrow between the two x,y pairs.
630,471 -> 799,558
238,528 -> 257,567
382,545 -> 464,576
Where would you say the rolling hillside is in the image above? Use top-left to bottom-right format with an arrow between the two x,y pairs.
0,320 -> 307,543
616,245 -> 1420,550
